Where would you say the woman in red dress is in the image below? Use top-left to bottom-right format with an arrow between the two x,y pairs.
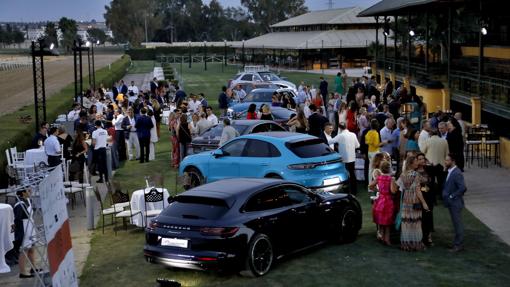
346,101 -> 358,134
370,160 -> 397,245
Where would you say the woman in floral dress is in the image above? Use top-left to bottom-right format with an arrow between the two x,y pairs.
168,112 -> 180,168
397,155 -> 430,251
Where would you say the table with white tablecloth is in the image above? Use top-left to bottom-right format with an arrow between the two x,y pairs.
0,203 -> 15,273
24,148 -> 48,167
130,188 -> 169,227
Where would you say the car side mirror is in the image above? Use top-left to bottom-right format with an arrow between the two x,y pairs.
213,149 -> 224,158
167,196 -> 176,204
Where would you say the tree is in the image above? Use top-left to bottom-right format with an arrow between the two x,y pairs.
241,0 -> 308,33
43,22 -> 58,47
87,28 -> 107,44
58,17 -> 78,52
104,0 -> 163,47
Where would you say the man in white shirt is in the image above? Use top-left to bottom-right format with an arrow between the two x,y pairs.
379,118 -> 397,155
127,81 -> 139,96
328,122 -> 360,194
67,103 -> 82,121
206,106 -> 219,125
418,120 -> 431,151
188,94 -> 201,114
44,127 -> 61,167
112,108 -> 127,161
234,84 -> 247,103
92,120 -> 109,183
219,118 -> 240,146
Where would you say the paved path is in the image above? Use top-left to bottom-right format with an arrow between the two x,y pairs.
464,166 -> 510,245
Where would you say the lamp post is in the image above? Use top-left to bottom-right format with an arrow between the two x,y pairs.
188,40 -> 192,68
90,40 -> 99,91
73,40 -> 90,106
223,39 -> 227,70
86,41 -> 92,89
242,39 -> 245,69
204,40 -> 207,71
31,39 -> 54,133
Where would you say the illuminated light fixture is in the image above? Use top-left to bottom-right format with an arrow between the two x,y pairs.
96,40 -> 100,45
409,30 -> 415,37
481,27 -> 488,35
85,41 -> 91,47
49,43 -> 54,50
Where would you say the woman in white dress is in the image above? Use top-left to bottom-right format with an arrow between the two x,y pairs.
148,109 -> 159,161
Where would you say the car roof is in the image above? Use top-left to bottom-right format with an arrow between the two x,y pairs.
238,131 -> 315,142
182,178 -> 294,204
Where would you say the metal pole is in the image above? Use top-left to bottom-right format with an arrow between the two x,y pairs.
242,41 -> 245,69
188,42 -> 192,68
425,10 -> 429,74
92,43 -> 96,91
39,40 -> 46,122
478,2 -> 484,96
407,12 -> 411,76
384,17 -> 387,73
87,48 -> 92,89
204,42 -> 207,71
224,41 -> 227,67
447,7 -> 452,88
31,41 -> 39,133
375,17 -> 379,65
321,40 -> 324,74
73,40 -> 78,103
394,15 -> 398,74
79,41 -> 83,105
144,14 -> 148,43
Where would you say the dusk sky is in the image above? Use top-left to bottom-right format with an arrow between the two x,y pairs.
0,0 -> 379,22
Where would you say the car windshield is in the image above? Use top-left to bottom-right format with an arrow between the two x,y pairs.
243,91 -> 274,102
199,124 -> 249,138
162,196 -> 230,220
286,138 -> 334,158
272,108 -> 295,120
258,72 -> 281,81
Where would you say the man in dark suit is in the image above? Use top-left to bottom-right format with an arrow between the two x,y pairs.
119,80 -> 128,95
218,86 -> 229,117
442,154 -> 467,252
319,76 -> 328,114
135,108 -> 154,163
307,104 -> 328,138
150,77 -> 158,94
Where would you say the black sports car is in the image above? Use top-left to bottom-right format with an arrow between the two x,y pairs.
144,178 -> 362,277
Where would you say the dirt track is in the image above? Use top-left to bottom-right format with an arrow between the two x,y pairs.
0,54 -> 122,115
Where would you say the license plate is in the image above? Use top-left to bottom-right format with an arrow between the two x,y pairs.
161,238 -> 188,248
323,177 -> 340,186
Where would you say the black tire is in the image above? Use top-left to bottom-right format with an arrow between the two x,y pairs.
240,234 -> 274,277
265,173 -> 282,179
336,206 -> 360,243
184,167 -> 203,190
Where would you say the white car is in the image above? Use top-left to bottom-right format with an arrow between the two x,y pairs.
229,67 -> 297,92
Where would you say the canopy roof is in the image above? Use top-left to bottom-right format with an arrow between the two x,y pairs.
231,29 -> 383,50
358,0 -> 440,16
271,6 -> 376,28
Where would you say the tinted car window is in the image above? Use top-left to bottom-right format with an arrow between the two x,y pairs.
244,188 -> 292,212
258,72 -> 281,81
251,123 -> 270,133
286,138 -> 334,158
162,196 -> 229,220
241,74 -> 252,81
199,124 -> 248,138
243,91 -> 274,102
222,139 -> 247,156
272,108 -> 295,120
243,139 -> 281,157
269,123 -> 285,131
280,186 -> 312,205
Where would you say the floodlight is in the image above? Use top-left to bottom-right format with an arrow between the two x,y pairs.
85,41 -> 91,47
49,43 -> 54,50
409,30 -> 415,37
481,27 -> 488,35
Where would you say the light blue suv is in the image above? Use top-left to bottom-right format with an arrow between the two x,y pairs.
179,132 -> 349,193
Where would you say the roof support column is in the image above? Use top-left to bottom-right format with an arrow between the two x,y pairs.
447,6 -> 452,88
407,11 -> 411,77
478,0 -> 484,97
375,16 -> 379,63
425,9 -> 429,74
394,15 -> 398,75
384,16 -> 387,73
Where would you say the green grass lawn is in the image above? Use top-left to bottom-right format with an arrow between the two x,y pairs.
127,60 -> 156,74
79,63 -> 510,287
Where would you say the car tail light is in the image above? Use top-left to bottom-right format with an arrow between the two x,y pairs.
288,163 -> 317,170
200,227 -> 239,238
148,221 -> 159,231
197,257 -> 217,261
